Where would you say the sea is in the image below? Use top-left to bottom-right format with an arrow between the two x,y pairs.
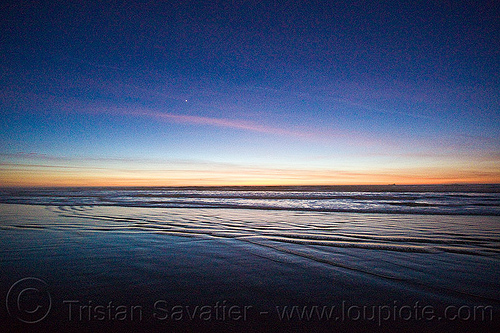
0,185 -> 499,332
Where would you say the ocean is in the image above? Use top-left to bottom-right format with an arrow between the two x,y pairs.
0,185 -> 499,332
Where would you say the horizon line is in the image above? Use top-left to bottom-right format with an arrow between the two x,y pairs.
1,183 -> 498,189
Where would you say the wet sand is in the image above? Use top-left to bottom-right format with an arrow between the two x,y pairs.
1,204 -> 499,332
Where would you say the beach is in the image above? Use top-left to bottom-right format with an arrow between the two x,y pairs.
0,186 -> 499,332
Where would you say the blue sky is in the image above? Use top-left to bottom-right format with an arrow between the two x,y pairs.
1,0 -> 499,186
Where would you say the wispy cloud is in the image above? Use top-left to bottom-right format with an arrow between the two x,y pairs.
124,109 -> 309,137
0,152 -> 239,168
328,97 -> 433,120
2,152 -> 499,187
238,83 -> 435,120
0,87 -> 311,137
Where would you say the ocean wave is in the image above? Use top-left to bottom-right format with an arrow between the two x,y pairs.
0,186 -> 499,216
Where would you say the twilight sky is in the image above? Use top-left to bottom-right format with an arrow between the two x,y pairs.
1,0 -> 499,186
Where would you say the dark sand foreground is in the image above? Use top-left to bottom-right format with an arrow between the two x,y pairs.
1,204 -> 499,332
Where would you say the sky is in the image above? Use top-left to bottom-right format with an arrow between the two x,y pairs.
1,0 -> 499,186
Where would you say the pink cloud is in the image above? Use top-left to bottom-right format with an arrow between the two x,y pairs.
121,109 -> 311,137
0,87 -> 311,137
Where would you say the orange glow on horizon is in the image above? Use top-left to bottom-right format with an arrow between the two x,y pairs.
1,164 -> 499,187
